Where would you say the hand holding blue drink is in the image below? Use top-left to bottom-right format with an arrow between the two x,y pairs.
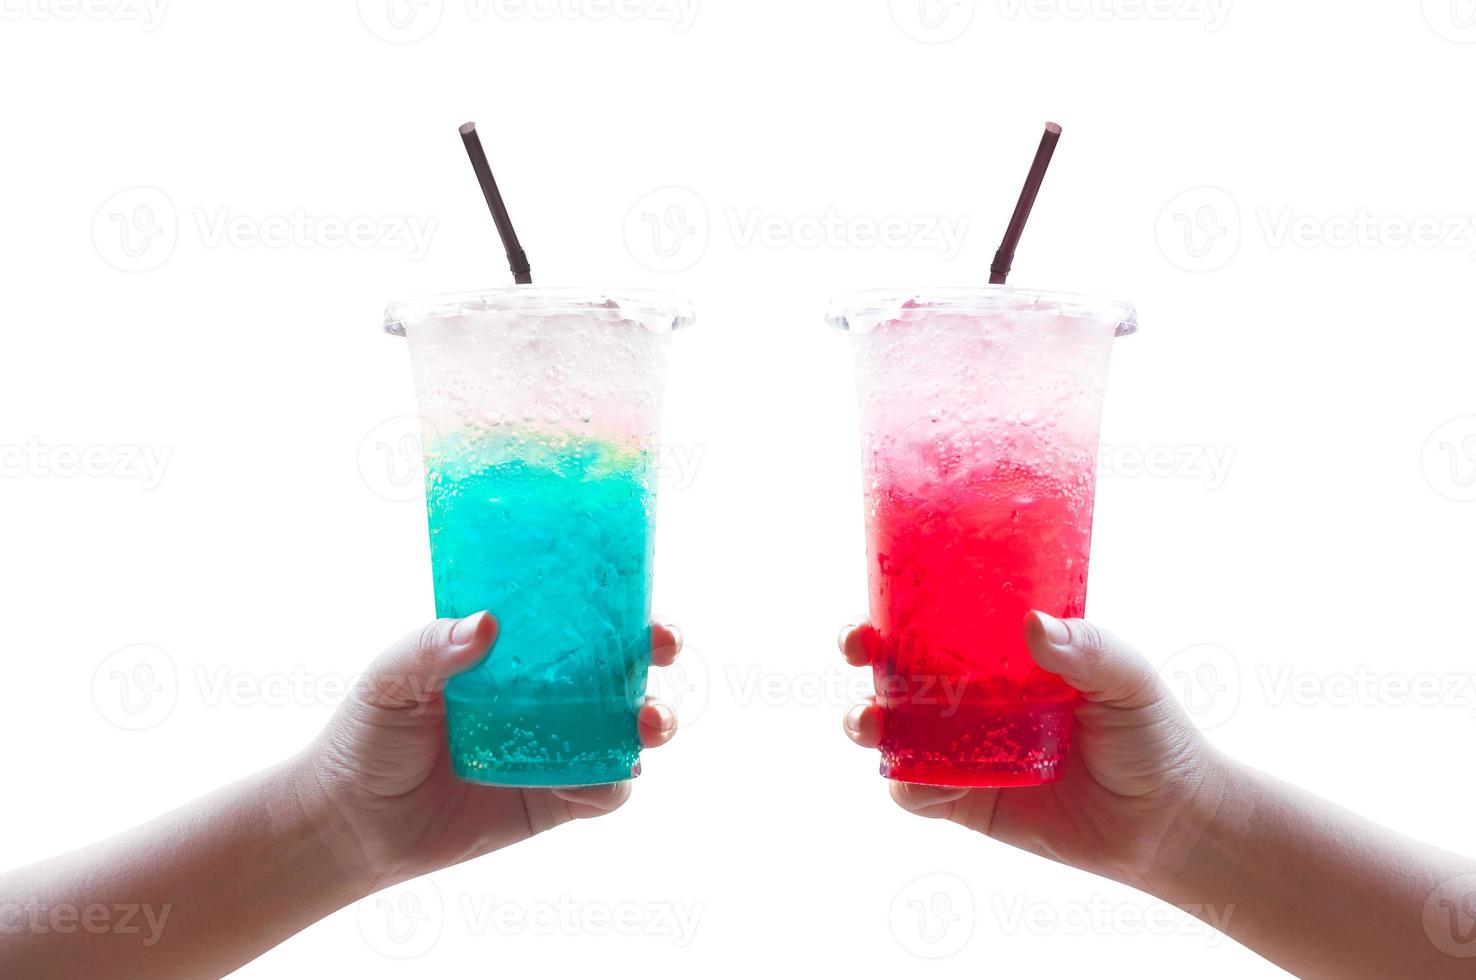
386,124 -> 693,785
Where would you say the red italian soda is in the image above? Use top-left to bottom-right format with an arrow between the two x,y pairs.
831,288 -> 1135,787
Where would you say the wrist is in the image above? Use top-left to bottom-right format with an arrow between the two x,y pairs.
279,749 -> 381,900
1140,748 -> 1253,906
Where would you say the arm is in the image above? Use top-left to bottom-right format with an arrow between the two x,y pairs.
1,613 -> 682,979
840,614 -> 1476,978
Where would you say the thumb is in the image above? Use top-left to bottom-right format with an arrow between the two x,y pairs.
355,612 -> 498,710
1023,612 -> 1165,711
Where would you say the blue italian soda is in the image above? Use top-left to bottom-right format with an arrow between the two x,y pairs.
426,432 -> 654,785
387,287 -> 688,787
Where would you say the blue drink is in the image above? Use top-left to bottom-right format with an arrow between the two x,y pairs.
387,287 -> 690,786
427,433 -> 655,785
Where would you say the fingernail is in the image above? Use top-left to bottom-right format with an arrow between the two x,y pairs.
661,622 -> 684,653
653,703 -> 676,733
836,620 -> 862,653
1036,612 -> 1070,647
843,703 -> 867,737
450,612 -> 487,646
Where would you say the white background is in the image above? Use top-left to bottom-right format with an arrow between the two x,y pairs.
3,1 -> 1476,976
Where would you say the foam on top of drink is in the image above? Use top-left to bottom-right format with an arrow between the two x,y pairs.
837,288 -> 1131,494
396,288 -> 687,452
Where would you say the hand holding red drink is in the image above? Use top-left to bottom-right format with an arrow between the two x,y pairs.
831,123 -> 1134,786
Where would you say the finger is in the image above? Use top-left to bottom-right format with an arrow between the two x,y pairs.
1023,612 -> 1164,711
356,613 -> 498,710
839,621 -> 880,667
651,622 -> 683,667
889,781 -> 970,819
843,700 -> 883,748
551,781 -> 632,819
637,701 -> 677,748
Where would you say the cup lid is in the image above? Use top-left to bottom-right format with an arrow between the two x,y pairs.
826,286 -> 1137,337
383,285 -> 696,337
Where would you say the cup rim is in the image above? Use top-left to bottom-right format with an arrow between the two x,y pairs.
825,285 -> 1137,337
383,285 -> 696,337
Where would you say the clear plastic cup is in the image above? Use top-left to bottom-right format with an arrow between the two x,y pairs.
385,286 -> 693,786
829,287 -> 1136,787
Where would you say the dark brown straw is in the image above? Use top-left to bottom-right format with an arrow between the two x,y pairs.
989,122 -> 1062,285
458,121 -> 532,284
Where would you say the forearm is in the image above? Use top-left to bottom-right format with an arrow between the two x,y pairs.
1151,754 -> 1475,979
0,753 -> 372,979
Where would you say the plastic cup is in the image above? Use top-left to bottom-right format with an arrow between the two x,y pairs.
829,287 -> 1136,787
384,287 -> 693,786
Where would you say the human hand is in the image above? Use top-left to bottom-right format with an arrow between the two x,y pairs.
298,613 -> 682,891
840,613 -> 1226,891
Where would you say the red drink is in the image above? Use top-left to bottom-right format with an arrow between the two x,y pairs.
833,288 -> 1135,787
867,461 -> 1094,786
